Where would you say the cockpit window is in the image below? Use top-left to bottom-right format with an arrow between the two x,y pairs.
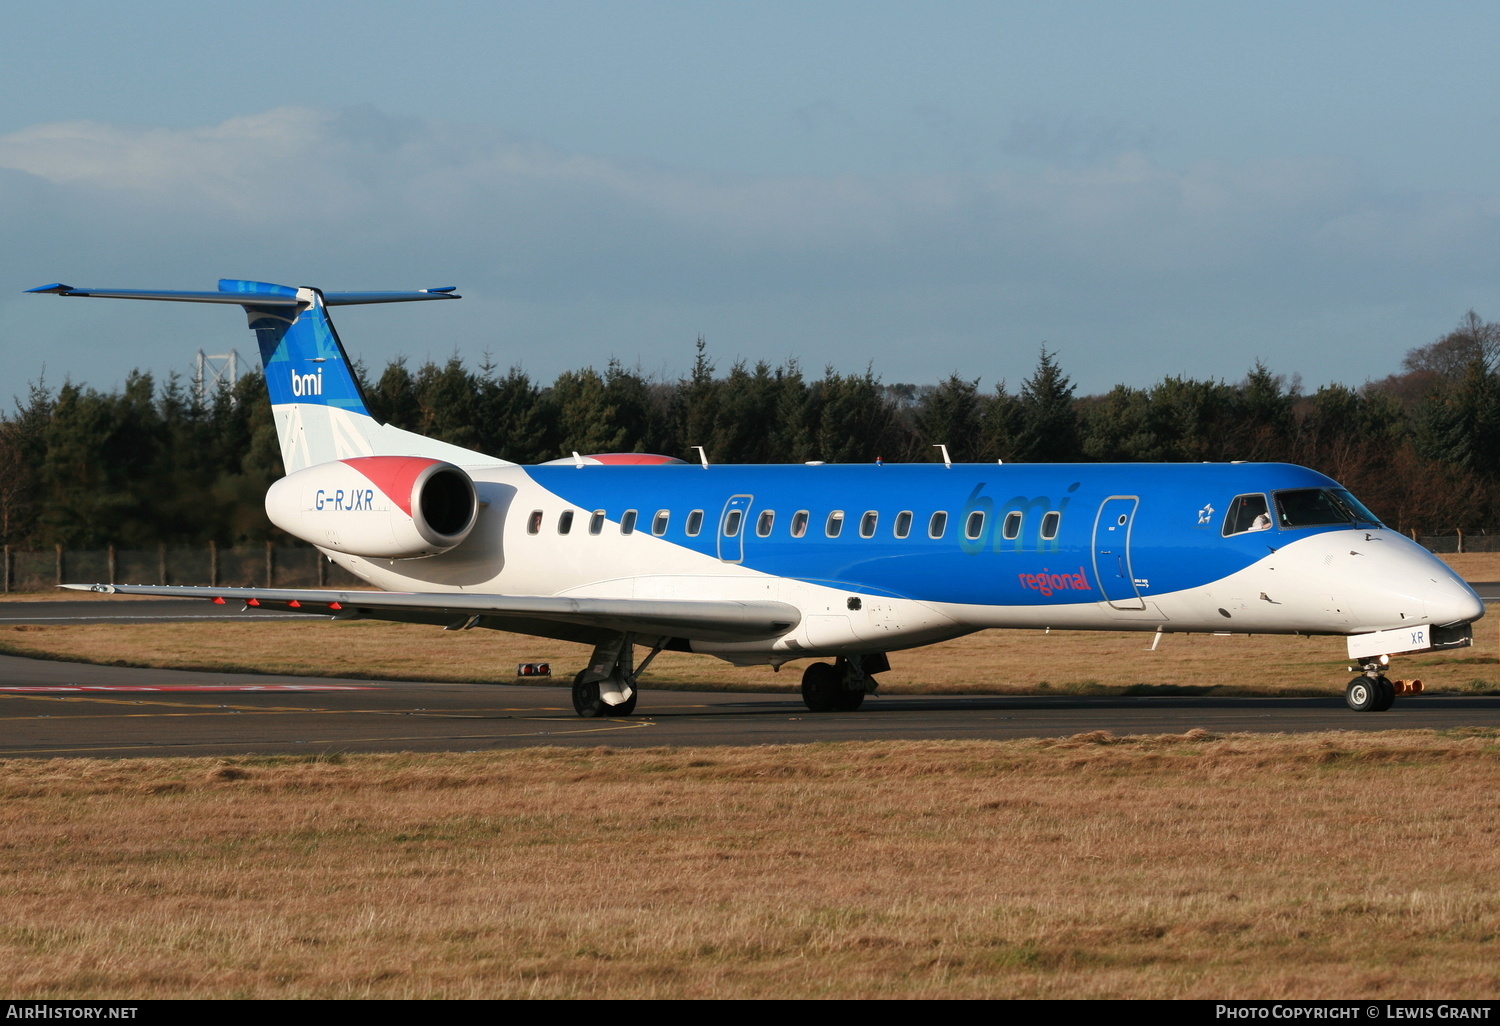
1223,494 -> 1272,536
1274,488 -> 1383,529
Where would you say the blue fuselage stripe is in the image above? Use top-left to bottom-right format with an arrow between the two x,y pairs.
521,462 -> 1355,606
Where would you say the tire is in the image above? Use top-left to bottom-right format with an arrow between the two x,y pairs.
801,662 -> 841,712
834,688 -> 865,711
605,682 -> 639,716
1345,677 -> 1377,712
572,671 -> 606,717
1372,675 -> 1397,712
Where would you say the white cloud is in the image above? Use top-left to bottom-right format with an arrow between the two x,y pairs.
4,105 -> 1500,396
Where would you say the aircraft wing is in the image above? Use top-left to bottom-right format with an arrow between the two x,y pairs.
63,584 -> 800,646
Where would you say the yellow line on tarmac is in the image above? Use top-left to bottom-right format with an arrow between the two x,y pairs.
0,694 -> 328,713
0,694 -> 582,715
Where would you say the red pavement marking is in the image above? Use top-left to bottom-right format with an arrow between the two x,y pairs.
0,685 -> 376,692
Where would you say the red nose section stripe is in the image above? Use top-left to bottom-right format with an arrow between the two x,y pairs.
339,455 -> 443,517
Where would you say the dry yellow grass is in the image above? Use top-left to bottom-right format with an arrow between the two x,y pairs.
2,732 -> 1499,998
1440,552 -> 1500,579
0,548 -> 1492,696
3,616 -> 1497,698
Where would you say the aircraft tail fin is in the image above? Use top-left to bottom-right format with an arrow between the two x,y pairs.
26,280 -> 509,473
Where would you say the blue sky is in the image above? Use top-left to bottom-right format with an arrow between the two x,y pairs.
4,1 -> 1500,403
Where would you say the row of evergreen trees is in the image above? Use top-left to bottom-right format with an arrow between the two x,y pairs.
6,318 -> 1500,548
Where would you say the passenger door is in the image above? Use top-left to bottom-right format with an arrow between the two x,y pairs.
1092,496 -> 1145,609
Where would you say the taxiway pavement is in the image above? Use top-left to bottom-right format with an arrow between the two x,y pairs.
3,594 -> 1497,759
2,652 -> 1497,760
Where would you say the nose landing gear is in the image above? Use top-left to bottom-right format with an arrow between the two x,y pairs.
1345,658 -> 1422,712
1345,670 -> 1395,712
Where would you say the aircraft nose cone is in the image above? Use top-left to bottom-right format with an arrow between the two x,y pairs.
1424,576 -> 1485,626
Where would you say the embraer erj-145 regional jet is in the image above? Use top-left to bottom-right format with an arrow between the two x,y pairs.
29,280 -> 1486,715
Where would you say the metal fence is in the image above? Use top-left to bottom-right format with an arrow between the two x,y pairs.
1418,533 -> 1500,554
2,543 -> 365,593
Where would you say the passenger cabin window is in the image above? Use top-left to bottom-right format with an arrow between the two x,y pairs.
757,510 -> 775,537
826,511 -> 845,538
791,510 -> 810,538
723,509 -> 743,537
964,511 -> 985,540
1002,511 -> 1022,540
928,511 -> 948,539
1040,511 -> 1061,540
685,510 -> 704,536
558,510 -> 575,535
589,510 -> 605,535
894,510 -> 913,538
527,510 -> 543,535
652,510 -> 670,536
860,511 -> 878,538
620,510 -> 638,535
1223,494 -> 1272,536
1274,488 -> 1382,529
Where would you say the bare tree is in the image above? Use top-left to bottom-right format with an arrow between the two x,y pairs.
1402,310 -> 1500,379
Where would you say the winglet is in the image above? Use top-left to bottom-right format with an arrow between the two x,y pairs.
25,283 -> 74,294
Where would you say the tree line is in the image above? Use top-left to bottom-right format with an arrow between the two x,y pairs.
5,316 -> 1500,548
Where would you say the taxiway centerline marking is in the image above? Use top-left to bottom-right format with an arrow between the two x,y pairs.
0,685 -> 374,692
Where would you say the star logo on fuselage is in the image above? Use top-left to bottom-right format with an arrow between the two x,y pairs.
1197,503 -> 1215,525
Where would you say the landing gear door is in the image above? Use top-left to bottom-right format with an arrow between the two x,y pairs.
718,494 -> 753,563
1093,496 -> 1145,610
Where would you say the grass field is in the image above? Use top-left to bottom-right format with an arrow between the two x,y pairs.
4,611 -> 1498,699
2,557 -> 1497,998
3,731 -> 1499,998
4,553 -> 1495,698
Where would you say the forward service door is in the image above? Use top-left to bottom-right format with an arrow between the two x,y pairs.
718,494 -> 753,563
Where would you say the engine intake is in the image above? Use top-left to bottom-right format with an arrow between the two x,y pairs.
265,456 -> 478,558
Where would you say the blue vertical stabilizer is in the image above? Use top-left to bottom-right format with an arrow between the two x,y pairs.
218,280 -> 370,415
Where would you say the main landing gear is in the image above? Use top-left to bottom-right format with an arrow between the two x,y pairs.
800,654 -> 889,712
1345,657 -> 1422,712
571,633 -> 668,718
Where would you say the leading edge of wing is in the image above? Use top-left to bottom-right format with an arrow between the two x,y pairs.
62,584 -> 801,643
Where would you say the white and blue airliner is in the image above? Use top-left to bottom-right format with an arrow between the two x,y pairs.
28,280 -> 1484,715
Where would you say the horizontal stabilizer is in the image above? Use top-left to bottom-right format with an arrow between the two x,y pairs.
63,584 -> 802,644
325,289 -> 459,305
26,284 -> 297,305
26,283 -> 461,305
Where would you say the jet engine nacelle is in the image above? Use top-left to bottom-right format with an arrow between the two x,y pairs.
265,456 -> 478,558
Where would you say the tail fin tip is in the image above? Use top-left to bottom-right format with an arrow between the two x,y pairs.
218,279 -> 299,297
